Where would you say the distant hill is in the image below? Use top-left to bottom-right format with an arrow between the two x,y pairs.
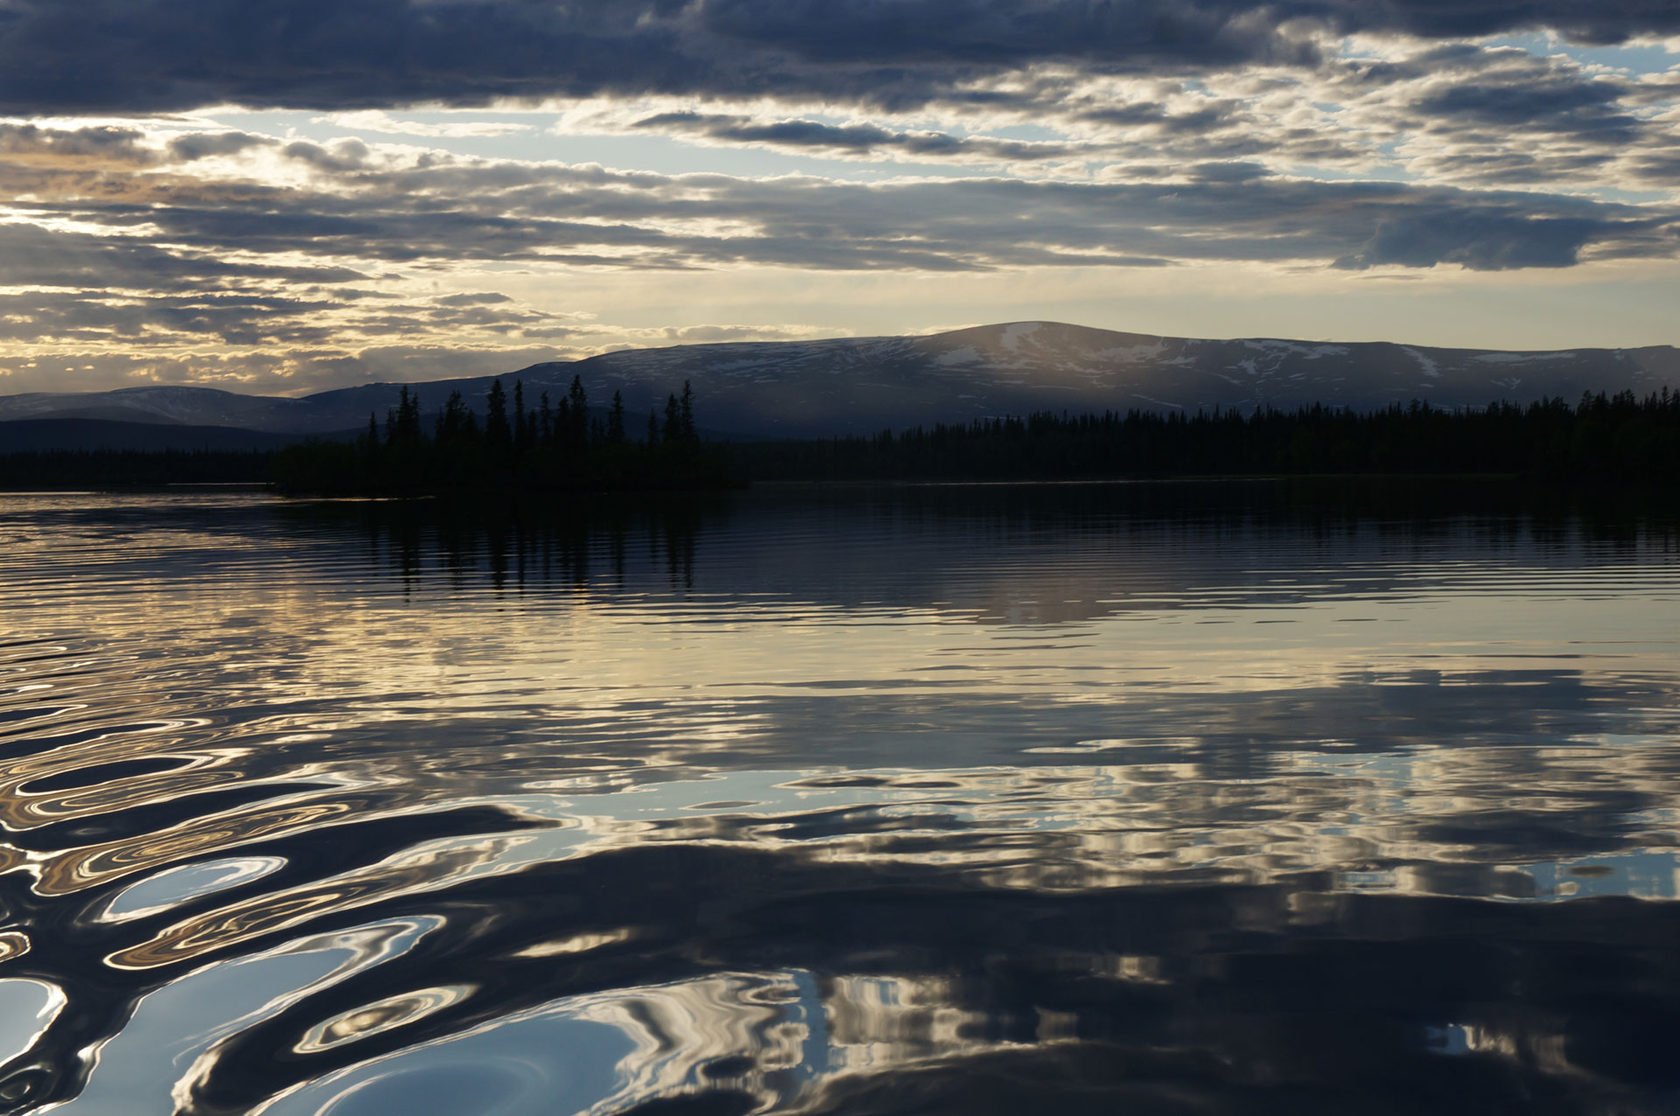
3,323 -> 1676,447
0,419 -> 341,453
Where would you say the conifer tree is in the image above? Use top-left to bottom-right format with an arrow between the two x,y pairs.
679,380 -> 695,441
664,392 -> 681,443
568,376 -> 589,446
513,381 -> 528,456
485,378 -> 511,457
608,391 -> 626,444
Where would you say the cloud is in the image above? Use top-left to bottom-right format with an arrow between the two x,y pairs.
650,323 -> 851,344
582,41 -> 1679,188
0,289 -> 352,346
0,221 -> 367,289
11,137 -> 1674,281
1318,43 -> 1678,187
1333,212 -> 1612,270
632,112 -> 1091,163
281,138 -> 374,174
2,1 -> 1679,116
1,24 -> 1676,396
434,292 -> 514,307
1189,160 -> 1272,182
0,122 -> 155,164
167,131 -> 274,162
1394,49 -> 1643,146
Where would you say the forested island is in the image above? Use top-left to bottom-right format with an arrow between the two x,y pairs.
0,380 -> 1677,492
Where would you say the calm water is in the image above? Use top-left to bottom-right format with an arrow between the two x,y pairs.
2,484 -> 1680,1115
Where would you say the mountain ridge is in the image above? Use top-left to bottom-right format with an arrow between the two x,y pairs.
3,322 -> 1676,445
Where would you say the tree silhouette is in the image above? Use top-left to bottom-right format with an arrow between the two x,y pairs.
608,391 -> 626,444
485,378 -> 511,464
271,376 -> 734,494
663,392 -> 681,443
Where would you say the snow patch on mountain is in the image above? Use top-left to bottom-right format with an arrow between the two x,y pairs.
1400,347 -> 1440,379
1475,351 -> 1577,364
1000,322 -> 1042,350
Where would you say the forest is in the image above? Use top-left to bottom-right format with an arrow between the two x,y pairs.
739,390 -> 1680,484
1,384 -> 1677,492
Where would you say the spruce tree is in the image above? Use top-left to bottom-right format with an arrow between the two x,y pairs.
608,391 -> 626,444
485,378 -> 511,462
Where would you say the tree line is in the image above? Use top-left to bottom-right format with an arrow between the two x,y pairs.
3,386 -> 1678,492
737,390 -> 1680,484
0,449 -> 271,488
271,375 -> 734,494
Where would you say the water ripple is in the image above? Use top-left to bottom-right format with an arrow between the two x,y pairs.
1,487 -> 1678,1113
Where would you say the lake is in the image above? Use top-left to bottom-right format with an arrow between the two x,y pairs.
2,483 -> 1679,1115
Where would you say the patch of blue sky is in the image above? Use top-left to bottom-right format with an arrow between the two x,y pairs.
1587,185 -> 1676,205
977,123 -> 1067,142
203,109 -> 544,163
1487,33 -> 1678,75
1287,162 -> 1412,184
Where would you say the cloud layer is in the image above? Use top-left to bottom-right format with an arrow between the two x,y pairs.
3,1 -> 1680,115
1,2 -> 1679,392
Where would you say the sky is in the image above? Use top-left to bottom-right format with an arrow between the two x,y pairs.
1,1 -> 1679,396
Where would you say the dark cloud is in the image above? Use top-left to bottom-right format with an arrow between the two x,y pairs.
0,0 -> 702,114
633,112 -> 1089,162
1420,79 -> 1625,127
1189,160 -> 1272,182
167,131 -> 274,161
0,290 -> 344,345
1627,151 -> 1680,186
1,1 -> 1678,115
1076,102 -> 1242,134
0,122 -> 154,162
1410,66 -> 1642,146
1333,212 -> 1611,270
281,138 -> 374,173
434,292 -> 514,307
0,222 -> 367,289
0,279 -> 571,357
1353,0 -> 1680,43
692,0 -> 1320,70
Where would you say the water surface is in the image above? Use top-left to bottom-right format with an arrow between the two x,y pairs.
2,484 -> 1679,1114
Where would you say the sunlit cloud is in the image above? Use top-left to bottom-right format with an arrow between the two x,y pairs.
1,2 -> 1678,392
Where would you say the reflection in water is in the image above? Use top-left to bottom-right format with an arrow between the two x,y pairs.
0,484 -> 1678,1113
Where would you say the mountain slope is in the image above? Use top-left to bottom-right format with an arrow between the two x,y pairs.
3,323 -> 1676,442
547,321 -> 1680,437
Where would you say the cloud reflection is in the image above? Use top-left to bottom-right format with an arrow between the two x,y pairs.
0,486 -> 1676,1112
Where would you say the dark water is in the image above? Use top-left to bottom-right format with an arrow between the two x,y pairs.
2,484 -> 1679,1115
